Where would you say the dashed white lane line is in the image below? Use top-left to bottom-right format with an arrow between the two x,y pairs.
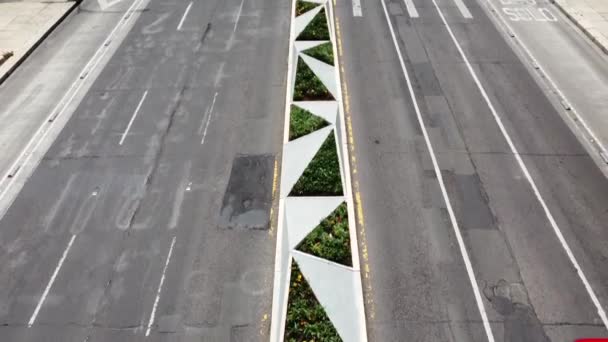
200,92 -> 218,145
379,0 -> 496,341
453,0 -> 473,18
119,90 -> 148,146
28,234 -> 77,327
352,0 -> 362,17
233,0 -> 245,33
145,236 -> 176,337
177,1 -> 193,31
403,0 -> 419,18
430,0 -> 608,329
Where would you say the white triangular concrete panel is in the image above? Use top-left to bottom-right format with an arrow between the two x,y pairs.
335,114 -> 345,183
295,40 -> 328,54
294,5 -> 323,38
281,126 -> 333,198
286,197 -> 344,249
292,101 -> 338,125
293,252 -> 363,342
300,53 -> 338,99
290,46 -> 299,100
303,0 -> 326,4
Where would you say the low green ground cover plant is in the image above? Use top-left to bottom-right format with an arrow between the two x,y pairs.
290,133 -> 343,196
296,202 -> 351,266
303,42 -> 334,65
290,105 -> 330,141
297,8 -> 330,40
285,263 -> 342,341
295,0 -> 318,16
294,57 -> 334,101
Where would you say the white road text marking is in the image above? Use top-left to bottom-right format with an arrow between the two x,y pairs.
145,236 -> 176,337
352,0 -> 362,16
432,0 -> 608,329
119,90 -> 148,145
379,0 -> 496,340
29,234 -> 77,327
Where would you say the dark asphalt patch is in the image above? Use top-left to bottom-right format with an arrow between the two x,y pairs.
219,154 -> 274,230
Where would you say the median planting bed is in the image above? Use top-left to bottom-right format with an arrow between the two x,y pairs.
274,0 -> 366,339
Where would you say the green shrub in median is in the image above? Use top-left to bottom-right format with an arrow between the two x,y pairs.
290,133 -> 343,196
285,263 -> 342,342
290,105 -> 330,141
296,202 -> 351,266
297,8 -> 330,41
303,42 -> 334,66
294,57 -> 334,101
295,0 -> 318,16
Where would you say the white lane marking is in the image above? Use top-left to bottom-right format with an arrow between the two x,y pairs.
119,90 -> 148,145
145,236 -> 176,337
431,0 -> 608,329
0,0 -> 147,204
200,92 -> 218,145
453,0 -> 473,18
177,1 -> 193,31
482,0 -> 607,167
403,0 -> 419,18
233,0 -> 245,33
379,0 -> 496,341
352,0 -> 362,17
28,234 -> 77,327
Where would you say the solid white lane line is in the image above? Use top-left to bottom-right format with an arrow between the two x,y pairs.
379,0 -> 496,341
233,0 -> 245,33
177,1 -> 193,31
452,0 -> 473,18
28,234 -> 77,327
145,236 -> 176,337
403,0 -> 419,18
200,92 -> 218,145
430,0 -> 608,329
352,0 -> 362,17
119,90 -> 148,145
0,0 -> 147,204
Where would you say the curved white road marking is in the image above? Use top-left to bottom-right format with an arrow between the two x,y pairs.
177,1 -> 193,31
379,0 -> 496,341
430,0 -> 608,329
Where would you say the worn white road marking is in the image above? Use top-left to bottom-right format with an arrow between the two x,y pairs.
453,0 -> 473,18
403,0 -> 419,18
29,234 -> 77,327
233,0 -> 245,33
177,1 -> 193,31
200,92 -> 218,145
145,236 -> 176,337
431,0 -> 608,329
119,90 -> 148,145
379,0 -> 496,341
352,0 -> 362,16
0,0 -> 147,204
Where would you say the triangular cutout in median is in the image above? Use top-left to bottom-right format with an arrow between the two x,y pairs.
297,8 -> 330,41
302,41 -> 334,66
289,132 -> 343,196
294,57 -> 334,101
296,0 -> 319,16
290,105 -> 330,141
296,202 -> 351,267
285,262 -> 342,341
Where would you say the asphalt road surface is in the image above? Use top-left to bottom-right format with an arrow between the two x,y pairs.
2,0 -> 608,340
0,0 -> 288,340
335,0 -> 608,340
